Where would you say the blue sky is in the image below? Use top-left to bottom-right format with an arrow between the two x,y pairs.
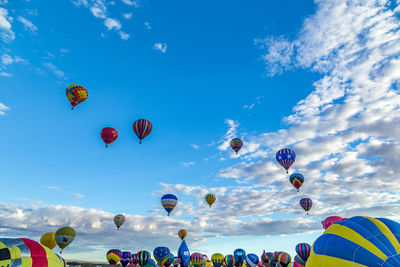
2,0 -> 400,263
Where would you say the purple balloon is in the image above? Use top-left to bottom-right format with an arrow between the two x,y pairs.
121,251 -> 133,267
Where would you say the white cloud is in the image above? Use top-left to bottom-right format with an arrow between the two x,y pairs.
122,13 -> 132,20
243,96 -> 265,110
217,119 -> 239,151
71,192 -> 84,199
1,53 -> 12,65
0,7 -> 14,42
104,18 -> 121,31
144,21 -> 151,30
191,144 -> 200,150
119,30 -> 130,40
180,161 -> 195,167
120,0 -> 139,7
17,16 -> 37,33
47,186 -> 61,191
0,102 -> 9,115
0,71 -> 11,77
43,62 -> 65,79
153,43 -> 167,53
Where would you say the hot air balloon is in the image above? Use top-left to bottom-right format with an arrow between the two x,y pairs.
178,229 -> 187,240
234,249 -> 246,267
178,240 -> 191,267
133,119 -> 153,144
66,84 -> 88,110
114,214 -> 126,230
224,255 -> 235,267
293,255 -> 306,266
165,253 -> 175,267
205,194 -> 216,208
0,238 -> 65,267
173,256 -> 180,267
132,254 -> 139,264
191,253 -> 203,267
138,251 -> 151,267
276,148 -> 295,173
55,226 -> 76,253
161,194 -> 178,216
307,216 -> 400,266
289,173 -> 304,192
299,198 -> 312,215
278,253 -> 291,267
107,249 -> 122,266
288,262 -> 303,267
154,247 -> 171,266
230,138 -> 243,154
294,243 -> 310,265
40,232 -> 57,250
101,127 -> 118,148
121,252 -> 133,267
260,251 -> 275,266
321,216 -> 347,230
211,253 -> 224,267
143,259 -> 156,267
244,254 -> 259,267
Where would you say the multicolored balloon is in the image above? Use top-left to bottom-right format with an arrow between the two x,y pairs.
260,251 -> 275,265
211,253 -> 224,267
233,249 -> 246,267
205,193 -> 216,208
276,148 -> 296,173
190,253 -> 204,267
143,259 -> 156,267
55,226 -> 76,253
178,240 -> 191,267
66,84 -> 88,110
278,252 -> 291,265
138,251 -> 151,267
244,254 -> 259,267
299,198 -> 312,215
224,255 -> 235,267
307,216 -> 400,266
132,254 -> 139,264
154,247 -> 171,266
178,229 -> 187,240
165,253 -> 175,267
294,255 -> 306,266
0,238 -> 65,267
289,173 -> 304,192
40,232 -> 57,250
121,252 -> 133,267
133,119 -> 153,144
230,138 -> 243,154
173,256 -> 180,267
107,249 -> 122,266
101,127 -> 118,148
161,194 -> 178,216
321,216 -> 347,230
294,243 -> 311,265
114,214 -> 126,230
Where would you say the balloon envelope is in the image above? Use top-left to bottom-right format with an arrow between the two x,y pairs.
295,243 -> 311,263
178,229 -> 187,240
133,119 -> 153,144
0,238 -> 65,267
244,254 -> 259,267
101,127 -> 118,147
161,194 -> 178,216
154,247 -> 171,266
307,216 -> 400,266
55,226 -> 76,251
321,216 -> 347,230
107,249 -> 122,266
178,240 -> 191,267
121,252 -> 133,267
190,253 -> 203,267
165,253 -> 175,267
278,253 -> 291,265
114,214 -> 126,229
205,194 -> 216,207
66,84 -> 88,109
289,173 -> 304,191
276,148 -> 296,172
224,255 -> 235,267
234,249 -> 246,266
138,251 -> 151,267
211,253 -> 224,267
40,232 -> 57,250
299,198 -> 312,213
230,138 -> 243,154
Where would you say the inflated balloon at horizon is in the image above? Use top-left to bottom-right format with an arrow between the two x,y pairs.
138,250 -> 151,267
261,251 -> 275,265
161,194 -> 178,216
234,249 -> 246,267
107,249 -> 122,266
244,254 -> 259,267
211,253 -> 224,267
178,239 -> 190,267
121,252 -> 133,267
306,216 -> 400,266
224,254 -> 235,267
321,216 -> 347,230
276,148 -> 296,173
165,253 -> 175,267
190,253 -> 204,267
154,247 -> 171,266
0,238 -> 65,267
40,232 -> 57,250
66,84 -> 88,110
295,243 -> 310,265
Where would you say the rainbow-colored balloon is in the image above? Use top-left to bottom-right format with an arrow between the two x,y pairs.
66,84 -> 88,109
133,119 -> 153,144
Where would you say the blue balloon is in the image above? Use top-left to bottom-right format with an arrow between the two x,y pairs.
234,249 -> 246,266
121,251 -> 132,267
161,194 -> 178,216
244,254 -> 258,267
178,240 -> 191,267
154,247 -> 170,265
165,253 -> 175,267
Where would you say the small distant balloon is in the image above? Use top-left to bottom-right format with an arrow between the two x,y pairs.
299,198 -> 312,215
114,214 -> 126,230
321,216 -> 347,230
178,229 -> 187,240
230,138 -> 243,154
205,194 -> 216,208
55,226 -> 76,253
161,194 -> 178,216
66,84 -> 88,110
289,173 -> 304,192
276,148 -> 296,173
133,119 -> 153,144
101,127 -> 118,148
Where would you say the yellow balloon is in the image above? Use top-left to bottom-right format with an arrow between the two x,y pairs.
40,232 -> 57,250
205,194 -> 216,208
55,226 -> 76,251
211,253 -> 224,267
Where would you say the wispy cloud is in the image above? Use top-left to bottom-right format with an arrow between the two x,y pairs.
0,7 -> 15,42
0,71 -> 11,77
47,186 -> 61,191
71,192 -> 84,199
104,17 -> 121,31
1,53 -> 12,65
144,21 -> 151,30
0,102 -> 10,115
180,161 -> 195,167
122,13 -> 132,20
153,43 -> 167,53
120,0 -> 139,7
191,144 -> 200,150
243,96 -> 265,110
17,16 -> 37,33
43,62 -> 65,79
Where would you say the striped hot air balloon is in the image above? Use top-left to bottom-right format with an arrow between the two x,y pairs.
137,251 -> 151,267
224,255 -> 235,267
161,194 -> 178,216
211,253 -> 224,267
190,253 -> 203,267
278,253 -> 291,266
244,254 -> 259,267
133,119 -> 153,144
299,198 -> 312,215
294,243 -> 311,265
276,148 -> 296,173
107,249 -> 122,266
306,216 -> 400,266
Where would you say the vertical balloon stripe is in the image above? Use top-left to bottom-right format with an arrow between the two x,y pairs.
22,238 -> 48,267
365,217 -> 400,255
